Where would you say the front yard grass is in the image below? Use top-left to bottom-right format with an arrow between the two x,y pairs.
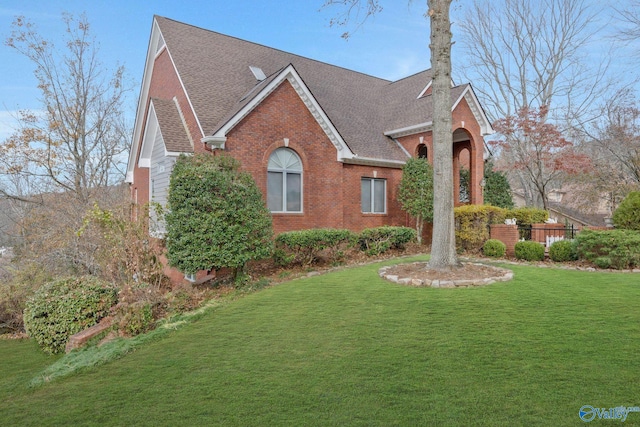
1,256 -> 639,426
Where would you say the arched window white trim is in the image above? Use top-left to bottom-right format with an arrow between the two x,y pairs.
267,148 -> 302,213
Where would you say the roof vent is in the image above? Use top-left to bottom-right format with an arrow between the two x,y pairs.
249,66 -> 267,81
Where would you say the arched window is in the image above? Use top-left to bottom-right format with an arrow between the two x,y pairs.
267,148 -> 302,212
417,144 -> 428,159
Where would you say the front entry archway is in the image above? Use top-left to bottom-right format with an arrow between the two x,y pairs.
453,128 -> 479,206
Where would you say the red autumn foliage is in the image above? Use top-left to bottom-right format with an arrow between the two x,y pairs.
491,105 -> 590,209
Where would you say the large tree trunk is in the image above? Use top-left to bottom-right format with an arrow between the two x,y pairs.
428,0 -> 459,270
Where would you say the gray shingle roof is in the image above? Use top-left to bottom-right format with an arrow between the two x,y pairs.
155,16 -> 469,163
151,98 -> 193,153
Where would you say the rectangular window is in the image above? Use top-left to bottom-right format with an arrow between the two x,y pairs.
361,178 -> 386,213
267,171 -> 283,211
286,173 -> 301,211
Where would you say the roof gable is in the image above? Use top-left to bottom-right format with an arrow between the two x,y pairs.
208,64 -> 354,161
138,98 -> 192,169
127,16 -> 495,179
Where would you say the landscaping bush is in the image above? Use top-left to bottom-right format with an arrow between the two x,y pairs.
397,157 -> 434,244
117,302 -> 154,337
358,226 -> 417,256
483,239 -> 506,258
111,282 -> 167,337
275,228 -> 356,265
506,207 -> 549,225
612,191 -> 640,230
455,205 -> 508,251
594,256 -> 613,269
166,153 -> 274,279
514,241 -> 545,261
548,239 -> 577,262
23,277 -> 118,354
574,229 -> 640,269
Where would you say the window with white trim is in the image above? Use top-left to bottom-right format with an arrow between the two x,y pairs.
267,148 -> 302,212
361,178 -> 386,213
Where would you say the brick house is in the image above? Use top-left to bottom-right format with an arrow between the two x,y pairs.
126,16 -> 493,245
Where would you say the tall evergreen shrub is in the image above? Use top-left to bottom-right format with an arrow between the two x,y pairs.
165,154 -> 273,279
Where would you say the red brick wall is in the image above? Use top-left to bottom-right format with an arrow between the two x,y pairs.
453,97 -> 485,206
341,163 -> 408,232
130,48 -> 204,206
225,81 -> 345,234
224,81 -> 410,234
531,223 -> 566,244
395,95 -> 485,207
147,49 -> 203,152
490,224 -> 519,256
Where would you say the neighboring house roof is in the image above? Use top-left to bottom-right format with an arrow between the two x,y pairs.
126,16 -> 493,181
547,202 -> 608,228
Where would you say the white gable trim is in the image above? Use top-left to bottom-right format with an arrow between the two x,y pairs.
385,85 -> 494,139
452,85 -> 494,136
210,64 -> 354,161
138,100 -> 189,170
126,17 -> 204,183
384,122 -> 433,139
417,81 -> 432,99
416,78 -> 455,99
138,103 -> 158,168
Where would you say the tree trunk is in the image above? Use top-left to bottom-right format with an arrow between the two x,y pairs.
428,0 -> 460,270
416,215 -> 424,245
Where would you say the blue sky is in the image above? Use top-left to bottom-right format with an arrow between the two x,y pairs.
0,0 -> 637,141
0,0 -> 431,141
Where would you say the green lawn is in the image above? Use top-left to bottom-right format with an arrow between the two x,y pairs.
2,256 -> 640,426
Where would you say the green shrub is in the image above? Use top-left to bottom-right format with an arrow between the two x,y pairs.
575,229 -> 640,269
594,257 -> 613,269
455,205 -> 508,251
397,158 -> 434,244
612,191 -> 640,230
514,241 -> 545,261
111,282 -> 167,336
358,226 -> 417,256
548,239 -> 577,262
165,153 -> 274,277
506,207 -> 549,225
275,228 -> 356,265
118,302 -> 154,337
23,277 -> 117,354
483,160 -> 515,209
483,239 -> 506,258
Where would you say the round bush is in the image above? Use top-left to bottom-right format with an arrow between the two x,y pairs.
548,239 -> 577,262
593,256 -> 612,269
613,191 -> 640,230
23,277 -> 117,354
483,239 -> 506,258
514,241 -> 545,261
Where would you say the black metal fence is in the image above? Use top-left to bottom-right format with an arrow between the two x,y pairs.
517,224 -> 578,243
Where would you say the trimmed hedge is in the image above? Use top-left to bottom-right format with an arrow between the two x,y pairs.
452,205 -> 549,252
548,239 -> 577,262
514,241 -> 545,261
274,228 -> 356,266
507,207 -> 549,226
575,229 -> 640,269
358,226 -> 417,256
454,205 -> 508,251
483,239 -> 506,258
23,277 -> 118,354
